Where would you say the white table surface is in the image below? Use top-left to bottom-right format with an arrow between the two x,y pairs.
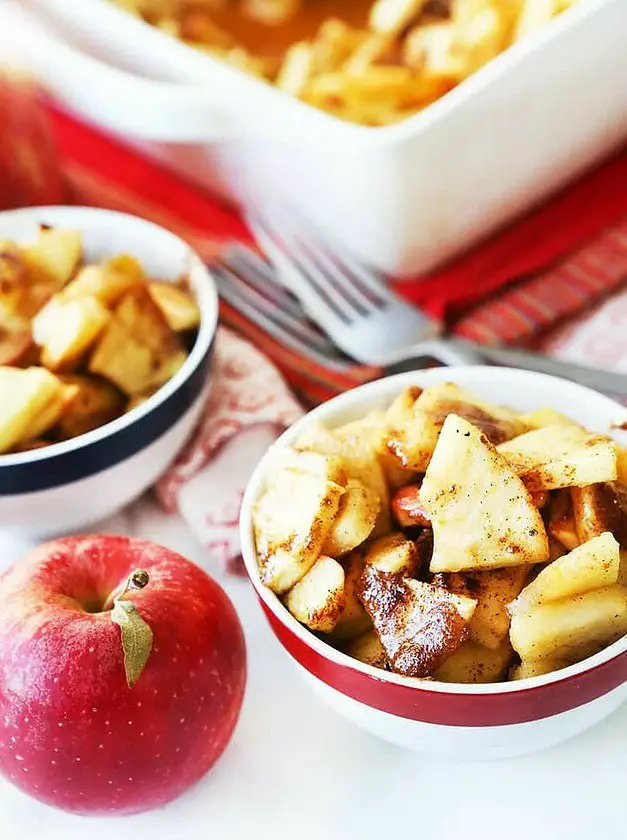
1,497 -> 625,840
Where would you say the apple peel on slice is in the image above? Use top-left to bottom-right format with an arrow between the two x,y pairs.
421,414 -> 549,573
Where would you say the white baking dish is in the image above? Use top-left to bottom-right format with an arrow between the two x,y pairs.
7,0 -> 627,277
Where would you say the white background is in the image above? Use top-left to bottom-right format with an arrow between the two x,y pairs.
1,497 -> 625,840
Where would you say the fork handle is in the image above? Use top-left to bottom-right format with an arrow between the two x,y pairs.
450,339 -> 627,399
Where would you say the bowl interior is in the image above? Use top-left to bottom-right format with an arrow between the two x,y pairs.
0,205 -> 218,466
241,366 -> 627,694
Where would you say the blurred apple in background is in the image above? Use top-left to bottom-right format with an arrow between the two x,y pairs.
0,535 -> 247,815
0,70 -> 65,209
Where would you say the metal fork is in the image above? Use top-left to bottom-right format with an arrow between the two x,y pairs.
246,205 -> 627,398
216,246 -> 473,370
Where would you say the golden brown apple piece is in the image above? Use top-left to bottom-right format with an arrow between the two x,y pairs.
384,382 -> 526,473
358,564 -> 476,677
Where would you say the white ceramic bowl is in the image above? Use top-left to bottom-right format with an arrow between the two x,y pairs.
9,0 -> 627,276
0,206 -> 218,536
240,367 -> 627,760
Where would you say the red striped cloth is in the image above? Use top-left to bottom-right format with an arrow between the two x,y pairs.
46,104 -> 627,404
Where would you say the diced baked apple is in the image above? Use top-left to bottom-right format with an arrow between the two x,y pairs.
336,408 -> 417,490
547,489 -> 580,550
284,555 -> 346,632
385,382 -> 526,473
330,547 -> 372,641
518,407 -> 582,430
571,483 -> 627,545
616,446 -> 627,486
0,327 -> 34,367
364,532 -> 419,576
0,366 -> 64,452
437,566 -> 530,649
344,629 -> 388,669
21,227 -> 82,286
296,419 -> 390,535
322,478 -> 380,557
89,287 -> 186,395
434,639 -> 514,684
359,566 -> 476,676
511,532 -> 620,611
33,296 -> 111,371
509,584 -> 627,663
63,255 -> 145,306
253,449 -> 346,593
497,424 -> 617,491
24,379 -> 79,442
0,241 -> 28,319
54,374 -> 125,439
510,657 -> 568,680
421,414 -> 548,573
148,282 -> 200,332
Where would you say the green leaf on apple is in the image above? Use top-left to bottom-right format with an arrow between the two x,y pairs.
111,599 -> 153,689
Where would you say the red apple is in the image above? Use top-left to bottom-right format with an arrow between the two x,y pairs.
0,535 -> 246,815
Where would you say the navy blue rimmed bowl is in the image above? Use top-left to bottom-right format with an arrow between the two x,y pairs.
0,207 -> 217,536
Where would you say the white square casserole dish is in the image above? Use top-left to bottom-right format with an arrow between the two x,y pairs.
10,0 -> 627,277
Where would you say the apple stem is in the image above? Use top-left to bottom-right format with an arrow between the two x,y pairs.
102,569 -> 150,612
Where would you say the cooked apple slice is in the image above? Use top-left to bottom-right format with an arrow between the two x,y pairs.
571,483 -> 627,545
510,657 -> 569,680
296,419 -> 390,535
547,489 -> 580,550
322,477 -> 380,557
63,255 -> 145,306
364,532 -> 419,577
519,407 -> 582,430
148,282 -> 200,332
54,375 -> 125,439
385,382 -> 526,473
344,629 -> 388,669
0,366 -> 66,453
509,584 -> 627,663
253,449 -> 346,593
434,639 -> 513,684
21,227 -> 82,287
359,567 -> 476,677
337,407 -> 417,490
437,566 -> 530,649
497,424 -> 617,491
33,295 -> 111,372
421,414 -> 548,573
284,555 -> 346,632
330,547 -> 372,641
89,287 -> 187,395
511,532 -> 620,612
616,446 -> 627,485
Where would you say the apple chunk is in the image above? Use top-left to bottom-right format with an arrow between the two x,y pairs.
434,639 -> 513,684
284,555 -> 345,632
509,585 -> 627,664
497,424 -> 617,491
322,477 -> 380,557
436,565 -> 530,649
511,532 -> 620,612
571,482 -> 627,546
421,414 -> 548,573
358,566 -> 476,677
384,382 -> 526,473
253,449 -> 346,593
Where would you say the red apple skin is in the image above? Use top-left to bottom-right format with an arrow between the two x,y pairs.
0,535 -> 246,816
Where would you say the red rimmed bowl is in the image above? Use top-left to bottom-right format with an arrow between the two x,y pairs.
240,367 -> 627,759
